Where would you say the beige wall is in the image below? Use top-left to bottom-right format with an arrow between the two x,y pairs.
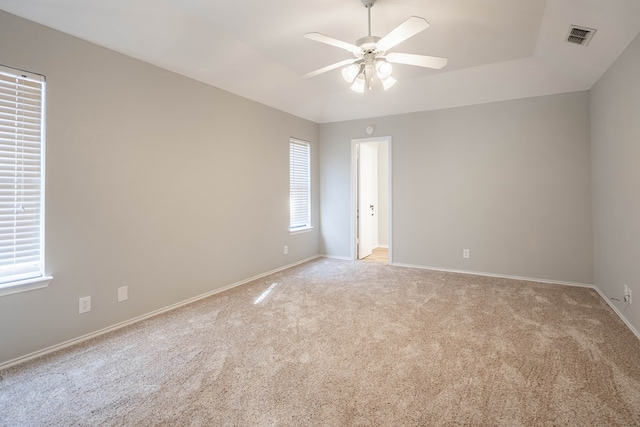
591,33 -> 640,333
0,11 -> 319,365
320,92 -> 593,284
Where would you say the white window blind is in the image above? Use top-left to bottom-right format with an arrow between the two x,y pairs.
289,138 -> 310,230
0,65 -> 46,285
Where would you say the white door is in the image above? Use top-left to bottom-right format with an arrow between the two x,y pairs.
358,144 -> 377,259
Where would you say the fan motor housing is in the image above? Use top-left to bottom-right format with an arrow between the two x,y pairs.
356,36 -> 380,52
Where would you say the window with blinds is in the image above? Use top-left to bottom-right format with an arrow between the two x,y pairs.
0,65 -> 46,286
289,138 -> 311,231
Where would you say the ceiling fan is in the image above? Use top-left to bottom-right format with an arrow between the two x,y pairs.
303,0 -> 448,92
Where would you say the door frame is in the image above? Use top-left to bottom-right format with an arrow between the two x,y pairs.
351,136 -> 392,263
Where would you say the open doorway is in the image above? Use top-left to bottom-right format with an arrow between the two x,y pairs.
351,136 -> 392,264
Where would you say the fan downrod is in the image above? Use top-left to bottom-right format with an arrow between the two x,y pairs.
361,0 -> 377,37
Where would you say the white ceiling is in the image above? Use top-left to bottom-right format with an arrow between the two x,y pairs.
1,0 -> 639,123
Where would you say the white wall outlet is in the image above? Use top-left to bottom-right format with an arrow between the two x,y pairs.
118,286 -> 128,302
624,284 -> 632,304
284,245 -> 288,255
79,296 -> 91,314
463,249 -> 470,259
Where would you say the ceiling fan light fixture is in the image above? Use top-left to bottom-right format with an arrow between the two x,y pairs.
342,63 -> 361,83
303,0 -> 447,93
351,75 -> 366,93
375,60 -> 393,79
381,75 -> 397,90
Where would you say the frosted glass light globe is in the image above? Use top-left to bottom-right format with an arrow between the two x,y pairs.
381,76 -> 397,90
376,61 -> 393,79
350,76 -> 366,93
342,64 -> 360,83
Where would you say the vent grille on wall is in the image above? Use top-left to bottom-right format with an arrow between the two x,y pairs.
566,25 -> 596,46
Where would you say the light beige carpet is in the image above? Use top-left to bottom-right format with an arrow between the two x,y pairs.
1,258 -> 640,426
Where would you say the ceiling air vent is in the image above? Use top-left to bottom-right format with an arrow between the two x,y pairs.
566,25 -> 596,46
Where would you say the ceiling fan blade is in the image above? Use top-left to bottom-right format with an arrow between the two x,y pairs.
304,32 -> 361,55
377,16 -> 430,52
386,52 -> 448,69
303,59 -> 357,78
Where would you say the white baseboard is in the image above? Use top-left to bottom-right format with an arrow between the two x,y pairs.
321,254 -> 352,261
0,255 -> 320,371
391,262 -> 593,288
592,286 -> 640,341
376,245 -> 389,249
392,262 -> 639,341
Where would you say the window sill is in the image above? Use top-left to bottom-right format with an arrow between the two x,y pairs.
0,276 -> 53,297
289,226 -> 314,235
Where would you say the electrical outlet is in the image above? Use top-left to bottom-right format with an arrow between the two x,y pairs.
624,284 -> 632,304
79,296 -> 91,314
118,286 -> 128,302
463,249 -> 470,259
284,245 -> 288,255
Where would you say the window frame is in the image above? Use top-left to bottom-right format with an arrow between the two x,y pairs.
289,138 -> 312,234
0,64 -> 52,297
